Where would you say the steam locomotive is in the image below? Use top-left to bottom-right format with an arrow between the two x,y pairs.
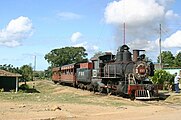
52,45 -> 159,100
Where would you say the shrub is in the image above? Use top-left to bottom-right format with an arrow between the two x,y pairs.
151,70 -> 174,90
19,84 -> 30,90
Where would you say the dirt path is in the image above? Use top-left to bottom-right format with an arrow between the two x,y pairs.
0,80 -> 181,120
1,101 -> 181,120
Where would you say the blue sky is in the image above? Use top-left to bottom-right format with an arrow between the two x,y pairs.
0,0 -> 181,70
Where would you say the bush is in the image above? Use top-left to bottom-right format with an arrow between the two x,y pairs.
151,70 -> 174,90
19,84 -> 30,90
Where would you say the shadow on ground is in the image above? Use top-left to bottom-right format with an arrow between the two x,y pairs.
19,84 -> 40,93
22,88 -> 40,93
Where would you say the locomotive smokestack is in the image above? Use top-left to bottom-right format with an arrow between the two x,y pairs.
133,50 -> 139,62
116,46 -> 123,61
133,50 -> 145,62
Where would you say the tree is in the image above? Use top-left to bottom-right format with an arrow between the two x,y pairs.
0,64 -> 21,74
44,66 -> 53,79
174,52 -> 181,67
157,51 -> 175,67
32,71 -> 46,80
44,46 -> 88,67
20,65 -> 33,83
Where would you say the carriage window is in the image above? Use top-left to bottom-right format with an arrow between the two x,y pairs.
70,69 -> 73,74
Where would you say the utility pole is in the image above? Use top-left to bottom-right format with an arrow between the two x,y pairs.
33,55 -> 36,81
34,55 -> 36,72
159,24 -> 162,69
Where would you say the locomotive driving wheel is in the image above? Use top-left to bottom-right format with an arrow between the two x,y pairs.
98,85 -> 104,93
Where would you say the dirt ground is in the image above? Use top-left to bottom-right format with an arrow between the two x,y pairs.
1,81 -> 181,120
1,101 -> 181,120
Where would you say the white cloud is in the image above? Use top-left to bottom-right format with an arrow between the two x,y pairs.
162,30 -> 181,48
128,39 -> 157,51
165,10 -> 179,20
73,41 -> 99,54
57,12 -> 81,20
0,40 -> 20,47
70,32 -> 83,42
104,0 -> 179,51
0,16 -> 33,47
104,0 -> 165,25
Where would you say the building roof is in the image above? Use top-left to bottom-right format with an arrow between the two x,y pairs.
0,69 -> 22,77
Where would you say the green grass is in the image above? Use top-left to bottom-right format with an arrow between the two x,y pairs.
0,80 -> 140,107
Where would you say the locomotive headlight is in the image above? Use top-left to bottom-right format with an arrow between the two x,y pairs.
137,64 -> 146,74
134,62 -> 149,80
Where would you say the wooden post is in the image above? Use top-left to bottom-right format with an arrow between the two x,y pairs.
15,77 -> 18,93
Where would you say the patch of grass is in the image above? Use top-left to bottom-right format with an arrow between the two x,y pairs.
0,80 -> 141,107
165,94 -> 181,104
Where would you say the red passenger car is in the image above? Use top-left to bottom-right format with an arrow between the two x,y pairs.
60,63 -> 80,86
52,67 -> 61,84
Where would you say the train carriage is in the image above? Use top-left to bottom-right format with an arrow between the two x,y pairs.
60,63 -> 80,86
52,67 -> 61,84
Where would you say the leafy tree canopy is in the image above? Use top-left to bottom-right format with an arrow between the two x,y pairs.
157,51 -> 175,67
44,46 -> 88,67
0,64 -> 20,73
20,65 -> 33,81
174,52 -> 181,67
0,64 -> 34,81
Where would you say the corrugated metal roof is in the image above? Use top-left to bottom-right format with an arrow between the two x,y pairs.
0,69 -> 22,77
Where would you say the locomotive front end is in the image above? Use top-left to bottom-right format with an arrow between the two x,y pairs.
114,45 -> 158,100
129,59 -> 159,100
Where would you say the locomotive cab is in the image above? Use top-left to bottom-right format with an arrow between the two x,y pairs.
91,52 -> 115,78
90,52 -> 115,92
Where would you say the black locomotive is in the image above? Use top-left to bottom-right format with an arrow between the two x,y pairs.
52,44 -> 159,100
89,45 -> 158,100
